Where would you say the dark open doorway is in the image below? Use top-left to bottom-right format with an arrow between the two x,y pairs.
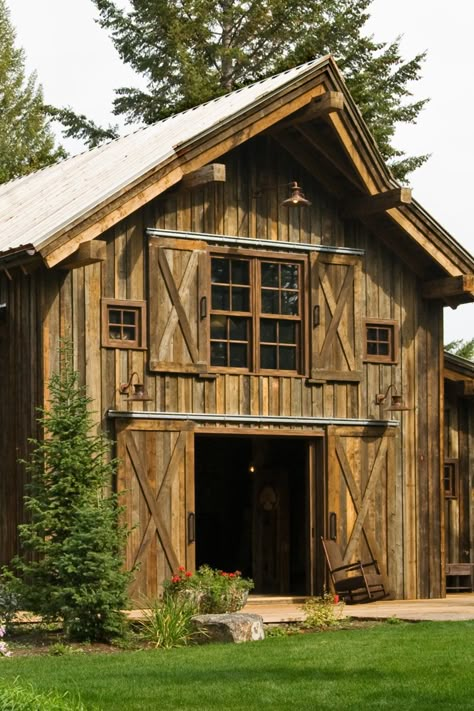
195,435 -> 310,595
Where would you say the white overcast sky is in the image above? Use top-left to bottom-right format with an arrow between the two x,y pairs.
6,0 -> 474,343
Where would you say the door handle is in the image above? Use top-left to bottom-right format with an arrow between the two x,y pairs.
329,512 -> 337,540
188,512 -> 196,544
313,305 -> 320,327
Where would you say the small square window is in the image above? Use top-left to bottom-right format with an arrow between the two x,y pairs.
444,459 -> 458,499
102,299 -> 146,349
364,319 -> 399,364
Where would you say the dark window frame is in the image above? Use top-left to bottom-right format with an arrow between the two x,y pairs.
363,318 -> 399,364
101,298 -> 147,350
443,459 -> 458,499
209,247 -> 306,374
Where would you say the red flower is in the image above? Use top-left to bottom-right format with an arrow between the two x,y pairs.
229,573 -> 236,578
171,575 -> 180,583
220,572 -> 228,577
185,571 -> 193,577
178,565 -> 186,572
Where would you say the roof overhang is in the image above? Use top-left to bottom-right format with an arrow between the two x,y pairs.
0,55 -> 473,291
444,352 -> 474,398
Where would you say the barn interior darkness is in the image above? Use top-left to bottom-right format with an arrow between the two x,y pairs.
195,435 -> 308,594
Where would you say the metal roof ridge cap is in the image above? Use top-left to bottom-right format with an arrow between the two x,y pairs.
172,57 -> 332,154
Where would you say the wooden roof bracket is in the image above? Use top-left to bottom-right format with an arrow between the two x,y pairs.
276,91 -> 345,128
181,163 -> 226,189
422,274 -> 474,301
56,240 -> 106,271
343,187 -> 412,218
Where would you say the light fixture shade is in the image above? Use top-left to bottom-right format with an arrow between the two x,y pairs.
376,386 -> 411,412
281,181 -> 312,207
120,372 -> 152,402
127,383 -> 152,402
385,394 -> 410,412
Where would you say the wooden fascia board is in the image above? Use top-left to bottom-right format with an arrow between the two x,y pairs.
324,111 -> 380,195
41,81 -> 328,268
386,208 -> 463,277
444,367 -> 474,384
40,163 -> 184,267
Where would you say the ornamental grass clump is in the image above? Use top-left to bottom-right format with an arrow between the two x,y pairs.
164,565 -> 254,614
138,595 -> 199,649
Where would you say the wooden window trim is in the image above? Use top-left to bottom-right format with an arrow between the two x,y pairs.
102,298 -> 147,350
363,318 -> 399,364
443,459 -> 458,499
209,247 -> 307,375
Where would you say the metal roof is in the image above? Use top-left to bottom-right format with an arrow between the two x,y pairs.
0,57 -> 329,258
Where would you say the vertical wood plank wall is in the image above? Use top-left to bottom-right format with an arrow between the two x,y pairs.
444,384 -> 474,567
1,135 -> 446,596
0,271 -> 43,565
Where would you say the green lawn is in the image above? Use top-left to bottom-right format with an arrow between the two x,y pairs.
1,622 -> 474,710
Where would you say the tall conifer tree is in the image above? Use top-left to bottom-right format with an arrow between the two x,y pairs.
0,0 -> 64,183
86,0 -> 427,179
13,342 -> 130,642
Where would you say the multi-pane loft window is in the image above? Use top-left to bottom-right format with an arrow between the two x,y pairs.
260,261 -> 300,370
210,253 -> 303,372
364,319 -> 399,364
102,298 -> 146,349
210,257 -> 251,368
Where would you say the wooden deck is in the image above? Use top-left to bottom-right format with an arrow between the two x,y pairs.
243,594 -> 474,623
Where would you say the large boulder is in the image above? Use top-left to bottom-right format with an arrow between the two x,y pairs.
191,613 -> 265,644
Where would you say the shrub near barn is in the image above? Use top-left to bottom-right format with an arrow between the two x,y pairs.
9,341 -> 131,642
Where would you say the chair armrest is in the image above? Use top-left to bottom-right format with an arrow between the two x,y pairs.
331,561 -> 364,574
361,559 -> 380,573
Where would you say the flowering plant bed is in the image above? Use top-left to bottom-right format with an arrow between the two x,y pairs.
164,565 -> 254,614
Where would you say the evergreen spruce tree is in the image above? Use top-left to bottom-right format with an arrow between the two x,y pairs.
0,0 -> 65,183
14,342 -> 130,642
445,338 -> 474,362
64,0 -> 427,180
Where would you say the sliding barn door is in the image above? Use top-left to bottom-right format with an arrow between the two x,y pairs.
326,426 -> 397,588
116,421 -> 195,601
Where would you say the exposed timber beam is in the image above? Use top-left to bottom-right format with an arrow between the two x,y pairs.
422,274 -> 474,300
343,187 -> 412,218
181,163 -> 226,189
56,241 -> 106,270
297,125 -> 364,191
275,132 -> 345,198
281,91 -> 345,127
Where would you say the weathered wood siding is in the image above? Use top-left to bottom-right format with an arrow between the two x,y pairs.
5,135 -> 445,597
444,382 -> 474,566
0,271 -> 43,565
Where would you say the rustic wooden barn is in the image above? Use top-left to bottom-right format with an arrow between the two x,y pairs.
443,352 -> 474,591
1,56 -> 473,601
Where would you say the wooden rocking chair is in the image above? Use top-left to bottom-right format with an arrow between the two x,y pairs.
321,538 -> 387,603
